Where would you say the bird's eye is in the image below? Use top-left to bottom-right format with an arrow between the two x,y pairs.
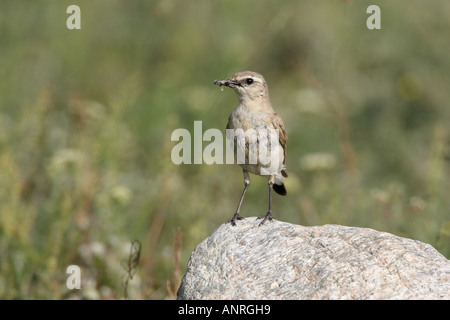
246,78 -> 254,85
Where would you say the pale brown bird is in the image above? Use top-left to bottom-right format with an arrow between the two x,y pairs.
214,71 -> 288,226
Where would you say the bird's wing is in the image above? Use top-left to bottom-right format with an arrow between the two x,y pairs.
270,112 -> 288,166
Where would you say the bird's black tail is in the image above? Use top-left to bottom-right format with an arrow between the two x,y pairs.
273,183 -> 287,196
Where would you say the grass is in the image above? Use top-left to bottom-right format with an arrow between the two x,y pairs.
0,0 -> 449,299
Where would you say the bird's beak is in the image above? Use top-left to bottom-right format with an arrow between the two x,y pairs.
214,79 -> 239,88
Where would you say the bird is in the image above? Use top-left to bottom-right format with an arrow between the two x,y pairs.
214,71 -> 288,226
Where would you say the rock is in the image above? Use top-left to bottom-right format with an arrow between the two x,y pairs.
177,217 -> 450,300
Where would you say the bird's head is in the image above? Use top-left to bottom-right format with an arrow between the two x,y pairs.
214,71 -> 270,104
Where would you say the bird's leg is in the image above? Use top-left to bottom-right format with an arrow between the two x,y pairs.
258,175 -> 275,226
229,170 -> 250,226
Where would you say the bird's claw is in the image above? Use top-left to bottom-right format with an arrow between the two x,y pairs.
229,213 -> 244,226
257,212 -> 274,226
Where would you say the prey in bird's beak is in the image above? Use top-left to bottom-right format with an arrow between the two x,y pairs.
214,79 -> 240,88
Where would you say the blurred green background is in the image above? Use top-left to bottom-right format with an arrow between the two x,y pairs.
0,0 -> 449,299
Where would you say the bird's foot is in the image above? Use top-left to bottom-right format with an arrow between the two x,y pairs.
229,213 -> 244,226
257,212 -> 274,226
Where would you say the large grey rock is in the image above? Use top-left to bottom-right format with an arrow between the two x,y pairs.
177,217 -> 450,300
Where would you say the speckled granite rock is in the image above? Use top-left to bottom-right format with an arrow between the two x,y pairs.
177,217 -> 450,300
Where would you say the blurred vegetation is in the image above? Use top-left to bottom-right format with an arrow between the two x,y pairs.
0,0 -> 449,299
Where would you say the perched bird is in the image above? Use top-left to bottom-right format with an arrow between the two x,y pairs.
214,71 -> 288,226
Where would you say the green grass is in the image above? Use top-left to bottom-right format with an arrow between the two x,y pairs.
0,0 -> 449,299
